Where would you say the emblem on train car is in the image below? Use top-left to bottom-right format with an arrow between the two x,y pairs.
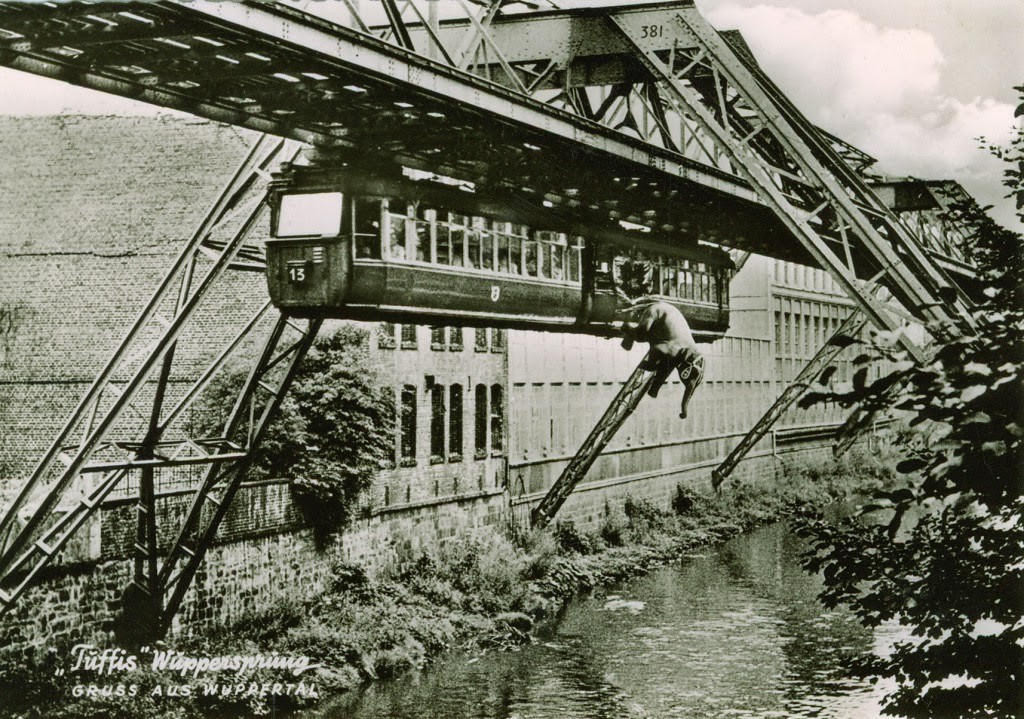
491,286 -> 500,302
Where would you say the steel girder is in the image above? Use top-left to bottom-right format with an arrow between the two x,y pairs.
532,358 -> 656,529
0,0 -> 971,271
155,312 -> 321,636
711,309 -> 869,488
607,8 -> 973,362
0,136 -> 318,637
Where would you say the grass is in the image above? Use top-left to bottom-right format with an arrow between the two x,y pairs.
0,448 -> 894,719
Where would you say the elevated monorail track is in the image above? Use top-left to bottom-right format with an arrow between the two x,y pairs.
0,0 -> 794,258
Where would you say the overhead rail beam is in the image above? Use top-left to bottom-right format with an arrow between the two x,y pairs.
0,1 -> 974,274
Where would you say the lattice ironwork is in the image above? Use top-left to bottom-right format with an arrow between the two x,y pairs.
0,136 -> 302,631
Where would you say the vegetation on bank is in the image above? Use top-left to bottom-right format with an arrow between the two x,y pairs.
0,450 -> 891,719
795,91 -> 1024,719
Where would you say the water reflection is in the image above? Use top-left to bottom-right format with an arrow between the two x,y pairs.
316,524 -> 893,719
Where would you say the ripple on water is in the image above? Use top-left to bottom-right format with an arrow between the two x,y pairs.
317,523 -> 893,719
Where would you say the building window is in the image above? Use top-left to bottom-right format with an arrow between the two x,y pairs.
401,324 -> 417,350
378,322 -> 397,350
431,326 -> 446,351
449,384 -> 463,461
474,327 -> 488,352
474,383 -> 488,458
490,384 -> 504,453
448,327 -> 463,352
490,328 -> 505,353
399,384 -> 417,465
430,384 -> 446,462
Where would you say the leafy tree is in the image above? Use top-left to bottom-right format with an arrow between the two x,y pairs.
797,90 -> 1024,718
189,323 -> 394,539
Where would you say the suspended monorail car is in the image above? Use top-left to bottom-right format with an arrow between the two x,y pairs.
264,174 -> 733,342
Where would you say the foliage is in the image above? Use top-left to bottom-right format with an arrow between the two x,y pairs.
553,519 -> 602,555
387,533 -> 532,615
796,94 -> 1024,718
189,323 -> 394,538
599,500 -> 628,547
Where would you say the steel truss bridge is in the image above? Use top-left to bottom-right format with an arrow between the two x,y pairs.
0,0 -> 979,636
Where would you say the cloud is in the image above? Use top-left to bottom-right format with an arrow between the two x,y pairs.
702,2 -> 1019,228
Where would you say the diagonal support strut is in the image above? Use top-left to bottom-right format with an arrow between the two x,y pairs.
532,358 -> 655,529
712,308 -> 868,488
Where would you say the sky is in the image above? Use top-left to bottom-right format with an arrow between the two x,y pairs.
0,0 -> 1021,228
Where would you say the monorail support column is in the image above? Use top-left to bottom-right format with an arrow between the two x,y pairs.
712,309 -> 867,489
154,313 -> 322,637
0,135 -> 295,623
532,359 -> 655,530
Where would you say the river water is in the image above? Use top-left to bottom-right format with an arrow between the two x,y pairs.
319,523 -> 898,719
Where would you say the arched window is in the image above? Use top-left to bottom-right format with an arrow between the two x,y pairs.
474,383 -> 488,458
430,384 -> 446,461
490,384 -> 504,452
449,384 -> 463,460
399,384 -> 417,464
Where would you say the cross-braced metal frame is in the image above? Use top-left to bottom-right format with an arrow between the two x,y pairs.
0,135 -> 321,636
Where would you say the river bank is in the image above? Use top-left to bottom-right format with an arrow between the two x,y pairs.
0,450 -> 894,719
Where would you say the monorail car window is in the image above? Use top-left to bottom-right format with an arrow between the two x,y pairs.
412,204 -> 430,262
510,224 -> 528,275
542,233 -> 567,281
352,196 -> 381,258
661,264 -> 677,297
275,191 -> 344,238
497,232 -> 510,273
524,236 -> 538,277
386,199 -> 406,260
435,213 -> 452,265
568,237 -> 583,283
481,227 -> 495,272
448,213 -> 469,267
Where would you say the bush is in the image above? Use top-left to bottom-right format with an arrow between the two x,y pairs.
672,483 -> 698,515
188,324 -> 393,539
599,501 -> 628,547
623,497 -> 673,542
553,520 -> 602,555
796,96 -> 1024,718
